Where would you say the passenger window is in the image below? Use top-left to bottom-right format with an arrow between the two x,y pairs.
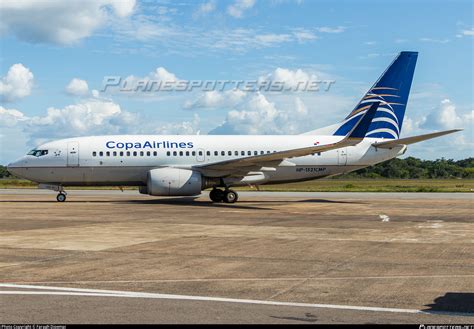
254,151 -> 258,155
126,151 -> 130,156
234,151 -> 238,156
186,151 -> 190,156
106,151 -> 110,156
260,151 -> 264,155
167,151 -> 171,156
147,151 -> 151,156
247,151 -> 251,155
153,151 -> 157,156
173,151 -> 177,156
199,151 -> 203,156
99,151 -> 103,156
133,151 -> 137,156
206,151 -> 210,156
113,151 -> 117,156
192,151 -> 196,156
179,151 -> 183,156
214,151 -> 218,156
267,151 -> 270,154
241,151 -> 245,156
120,151 -> 124,156
221,151 -> 225,156
92,152 -> 97,157
227,151 -> 231,156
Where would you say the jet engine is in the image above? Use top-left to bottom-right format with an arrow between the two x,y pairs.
140,168 -> 202,196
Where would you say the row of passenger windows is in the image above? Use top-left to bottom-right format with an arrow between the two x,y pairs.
92,150 -> 277,157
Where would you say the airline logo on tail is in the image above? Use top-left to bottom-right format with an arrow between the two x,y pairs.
334,51 -> 418,139
344,86 -> 405,139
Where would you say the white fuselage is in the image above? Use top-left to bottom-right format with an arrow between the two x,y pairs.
8,135 -> 405,187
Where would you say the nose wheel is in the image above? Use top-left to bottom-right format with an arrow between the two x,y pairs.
56,192 -> 67,202
209,188 -> 238,203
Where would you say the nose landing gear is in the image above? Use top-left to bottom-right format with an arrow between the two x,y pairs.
38,184 -> 67,202
56,192 -> 67,202
209,188 -> 238,203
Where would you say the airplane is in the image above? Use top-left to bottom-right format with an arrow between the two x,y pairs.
7,51 -> 461,203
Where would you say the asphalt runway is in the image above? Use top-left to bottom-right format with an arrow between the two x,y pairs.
0,189 -> 473,324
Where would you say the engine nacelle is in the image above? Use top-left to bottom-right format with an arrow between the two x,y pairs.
145,168 -> 202,196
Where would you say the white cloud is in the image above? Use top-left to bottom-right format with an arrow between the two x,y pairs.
0,99 -> 139,144
123,67 -> 179,87
258,67 -> 320,90
154,114 -> 200,135
0,63 -> 34,102
420,37 -> 449,44
104,67 -> 182,98
293,29 -> 318,43
317,26 -> 345,33
0,105 -> 27,127
194,1 -> 216,17
227,0 -> 256,18
149,67 -> 178,82
401,116 -> 416,135
0,0 -> 136,45
420,99 -> 471,130
294,96 -> 307,115
27,99 -> 139,142
255,33 -> 292,45
184,89 -> 246,110
209,93 -> 316,135
458,27 -> 474,37
65,78 -> 89,97
0,96 -> 202,154
462,28 -> 474,36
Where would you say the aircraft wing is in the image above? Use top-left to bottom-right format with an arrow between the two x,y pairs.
372,129 -> 462,149
193,102 -> 379,174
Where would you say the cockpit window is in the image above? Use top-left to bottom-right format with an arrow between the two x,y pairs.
27,149 -> 48,157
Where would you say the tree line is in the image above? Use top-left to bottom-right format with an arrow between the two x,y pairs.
0,157 -> 473,180
338,157 -> 474,179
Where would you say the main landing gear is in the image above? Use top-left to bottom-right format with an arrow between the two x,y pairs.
209,188 -> 238,203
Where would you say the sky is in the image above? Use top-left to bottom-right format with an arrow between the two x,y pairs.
0,0 -> 473,164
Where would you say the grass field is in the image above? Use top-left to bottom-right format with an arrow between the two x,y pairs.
1,178 -> 473,192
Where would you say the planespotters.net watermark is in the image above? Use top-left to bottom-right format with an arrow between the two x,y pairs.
100,76 -> 336,93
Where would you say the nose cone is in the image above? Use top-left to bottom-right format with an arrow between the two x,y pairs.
7,158 -> 26,178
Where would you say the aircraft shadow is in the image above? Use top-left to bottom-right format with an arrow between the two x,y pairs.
422,292 -> 474,316
236,198 -> 365,205
117,197 -> 272,210
0,198 -> 363,207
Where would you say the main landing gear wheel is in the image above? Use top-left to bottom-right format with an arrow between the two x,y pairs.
56,193 -> 66,202
223,189 -> 238,203
209,188 -> 224,202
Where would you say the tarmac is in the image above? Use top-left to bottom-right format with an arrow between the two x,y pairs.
0,189 -> 473,324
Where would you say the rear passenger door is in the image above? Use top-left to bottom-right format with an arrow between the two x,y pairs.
67,141 -> 80,167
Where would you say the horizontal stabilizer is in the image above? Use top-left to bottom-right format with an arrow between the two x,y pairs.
372,129 -> 463,149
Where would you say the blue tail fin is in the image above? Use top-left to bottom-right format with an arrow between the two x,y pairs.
334,51 -> 418,139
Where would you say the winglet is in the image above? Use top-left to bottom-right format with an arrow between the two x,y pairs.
346,101 -> 379,140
